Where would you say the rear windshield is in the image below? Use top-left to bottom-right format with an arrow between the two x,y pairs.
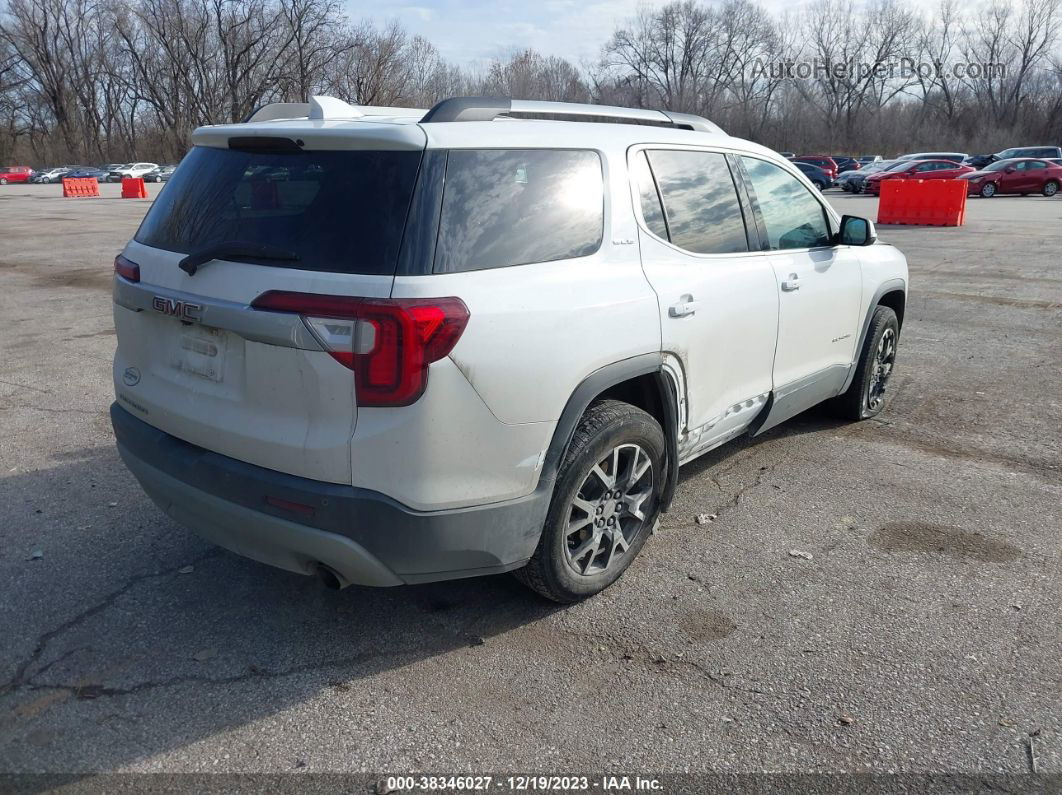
135,145 -> 421,275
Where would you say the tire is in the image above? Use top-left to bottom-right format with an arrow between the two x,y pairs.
829,306 -> 899,421
1043,180 -> 1058,197
514,399 -> 666,603
814,180 -> 826,191
0,178 -> 7,185
979,182 -> 997,198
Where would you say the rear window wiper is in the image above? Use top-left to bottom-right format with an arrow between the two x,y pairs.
178,242 -> 300,275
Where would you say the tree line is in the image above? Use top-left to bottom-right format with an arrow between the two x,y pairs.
1,0 -> 1060,166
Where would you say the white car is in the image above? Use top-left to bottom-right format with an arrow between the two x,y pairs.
111,96 -> 908,602
32,167 -> 71,183
108,162 -> 158,182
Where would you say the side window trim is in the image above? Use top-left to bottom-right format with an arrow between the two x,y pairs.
641,152 -> 672,242
738,154 -> 837,252
628,149 -> 671,242
397,149 -> 445,276
726,153 -> 767,252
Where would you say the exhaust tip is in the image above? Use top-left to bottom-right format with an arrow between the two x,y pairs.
315,564 -> 343,591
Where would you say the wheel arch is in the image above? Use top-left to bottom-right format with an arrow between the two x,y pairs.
538,354 -> 680,513
839,279 -> 907,394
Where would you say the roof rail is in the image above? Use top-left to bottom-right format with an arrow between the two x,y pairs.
244,96 -> 427,123
420,97 -> 725,134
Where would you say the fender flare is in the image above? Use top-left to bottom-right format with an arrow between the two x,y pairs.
840,278 -> 907,393
537,353 -> 680,513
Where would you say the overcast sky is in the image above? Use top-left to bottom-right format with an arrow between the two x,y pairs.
347,0 -> 804,69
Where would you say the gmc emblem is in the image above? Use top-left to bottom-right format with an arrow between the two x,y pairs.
152,296 -> 202,322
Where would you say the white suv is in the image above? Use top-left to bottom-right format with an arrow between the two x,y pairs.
108,162 -> 159,182
111,96 -> 908,602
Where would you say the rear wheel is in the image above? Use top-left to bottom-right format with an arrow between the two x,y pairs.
1043,180 -> 1058,197
514,400 -> 665,603
829,306 -> 899,421
979,182 -> 997,198
0,178 -> 7,185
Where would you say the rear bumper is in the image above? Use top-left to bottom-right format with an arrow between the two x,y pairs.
111,403 -> 550,587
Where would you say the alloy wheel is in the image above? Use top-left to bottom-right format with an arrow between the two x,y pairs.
866,327 -> 896,413
564,443 -> 654,577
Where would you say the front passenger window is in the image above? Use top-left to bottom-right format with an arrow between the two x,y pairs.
741,157 -> 832,250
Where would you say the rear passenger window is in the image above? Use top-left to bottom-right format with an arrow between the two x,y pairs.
741,157 -> 833,250
646,150 -> 748,254
631,151 -> 669,240
433,149 -> 602,273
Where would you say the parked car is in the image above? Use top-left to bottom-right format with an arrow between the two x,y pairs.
865,159 -> 974,195
0,166 -> 33,184
32,167 -> 71,183
796,155 -> 838,179
830,156 -> 861,173
857,155 -> 883,164
779,151 -> 796,159
108,162 -> 158,182
110,95 -> 908,602
838,159 -> 898,192
896,151 -> 968,164
145,164 -> 178,182
965,146 -> 1062,170
792,161 -> 834,189
66,167 -> 110,182
959,158 -> 1062,197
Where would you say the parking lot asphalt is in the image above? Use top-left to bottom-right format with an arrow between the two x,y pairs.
1,181 -> 1060,778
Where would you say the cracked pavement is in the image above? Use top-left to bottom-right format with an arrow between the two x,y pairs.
1,184 -> 1060,777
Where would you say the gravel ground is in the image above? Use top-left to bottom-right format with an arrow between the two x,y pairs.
0,181 -> 1059,784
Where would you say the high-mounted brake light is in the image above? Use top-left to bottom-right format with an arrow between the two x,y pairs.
114,254 -> 140,282
250,291 -> 470,407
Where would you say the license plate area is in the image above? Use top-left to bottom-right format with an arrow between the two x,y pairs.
172,325 -> 227,382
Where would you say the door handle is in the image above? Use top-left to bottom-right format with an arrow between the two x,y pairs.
669,295 -> 699,317
781,274 -> 800,292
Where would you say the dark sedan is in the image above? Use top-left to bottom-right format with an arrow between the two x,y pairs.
792,161 -> 834,190
831,156 -> 862,173
145,165 -> 178,183
66,167 -> 110,182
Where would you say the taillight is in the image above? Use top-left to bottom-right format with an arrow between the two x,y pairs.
114,254 -> 140,282
250,291 -> 469,407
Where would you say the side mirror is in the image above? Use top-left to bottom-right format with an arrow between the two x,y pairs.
838,215 -> 876,246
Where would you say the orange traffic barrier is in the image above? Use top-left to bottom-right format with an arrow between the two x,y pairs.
121,176 -> 148,199
61,177 -> 100,198
878,179 -> 967,226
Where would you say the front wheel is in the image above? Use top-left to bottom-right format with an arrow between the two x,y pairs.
514,400 -> 665,603
1043,180 -> 1058,197
979,182 -> 997,198
829,306 -> 899,421
0,178 -> 7,185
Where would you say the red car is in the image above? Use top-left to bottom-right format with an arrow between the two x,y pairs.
797,155 -> 838,179
959,157 -> 1062,198
0,166 -> 33,184
865,159 -> 974,195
